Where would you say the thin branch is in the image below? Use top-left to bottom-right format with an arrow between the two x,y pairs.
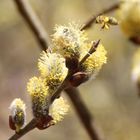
65,87 -> 104,140
14,0 -> 50,51
50,80 -> 68,103
80,40 -> 100,65
8,118 -> 37,140
11,0 -> 108,140
8,37 -> 102,140
80,2 -> 120,31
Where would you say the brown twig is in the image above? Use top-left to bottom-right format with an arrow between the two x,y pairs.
80,2 -> 120,31
14,0 -> 50,51
65,87 -> 104,140
8,118 -> 37,140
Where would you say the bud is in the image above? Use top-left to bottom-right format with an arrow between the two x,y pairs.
9,98 -> 26,132
49,97 -> 69,124
69,72 -> 89,87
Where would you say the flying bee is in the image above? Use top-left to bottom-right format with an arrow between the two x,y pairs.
96,15 -> 118,29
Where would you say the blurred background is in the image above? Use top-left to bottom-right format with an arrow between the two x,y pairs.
0,0 -> 140,140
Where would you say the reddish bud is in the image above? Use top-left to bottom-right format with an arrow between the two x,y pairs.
69,72 -> 89,87
9,115 -> 16,130
129,36 -> 140,45
36,115 -> 53,130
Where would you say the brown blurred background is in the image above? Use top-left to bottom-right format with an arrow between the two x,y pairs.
0,0 -> 140,140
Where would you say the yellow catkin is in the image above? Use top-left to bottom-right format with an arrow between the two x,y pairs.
52,23 -> 88,58
81,43 -> 107,77
49,97 -> 69,124
117,0 -> 140,37
38,51 -> 68,90
27,77 -> 49,118
9,98 -> 26,132
52,23 -> 107,79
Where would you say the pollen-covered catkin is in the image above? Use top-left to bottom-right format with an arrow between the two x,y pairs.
9,98 -> 26,132
27,77 -> 49,118
52,23 -> 107,79
49,97 -> 69,124
117,0 -> 140,37
80,43 -> 107,78
38,52 -> 68,90
52,23 -> 88,59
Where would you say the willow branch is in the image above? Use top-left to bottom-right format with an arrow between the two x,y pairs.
65,87 -> 104,140
8,118 -> 37,140
14,0 -> 50,51
11,0 -> 106,140
80,2 -> 120,31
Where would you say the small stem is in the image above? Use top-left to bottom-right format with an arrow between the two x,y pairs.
80,40 -> 100,65
65,87 -> 104,140
8,118 -> 37,140
50,81 -> 68,103
80,2 -> 120,31
14,0 -> 50,51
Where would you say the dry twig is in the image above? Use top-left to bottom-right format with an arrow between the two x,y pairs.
14,0 -> 50,51
65,87 -> 104,140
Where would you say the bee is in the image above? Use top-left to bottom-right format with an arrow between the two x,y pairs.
96,15 -> 118,29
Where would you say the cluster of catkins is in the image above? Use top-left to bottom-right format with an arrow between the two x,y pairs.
9,23 -> 107,132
